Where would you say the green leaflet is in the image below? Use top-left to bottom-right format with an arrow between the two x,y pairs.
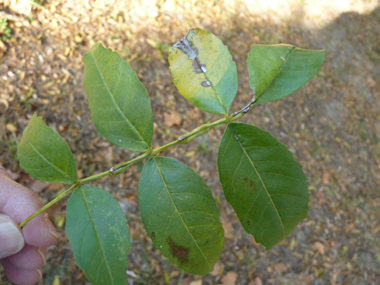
17,113 -> 77,184
169,28 -> 238,115
66,185 -> 131,285
83,43 -> 153,152
138,157 -> 224,275
218,123 -> 309,249
247,44 -> 325,104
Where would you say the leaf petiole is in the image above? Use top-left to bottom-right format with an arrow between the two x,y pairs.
20,184 -> 78,228
19,105 -> 250,229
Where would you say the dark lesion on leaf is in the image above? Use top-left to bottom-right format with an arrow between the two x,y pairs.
173,31 -> 197,60
244,177 -> 256,190
166,236 -> 190,264
201,81 -> 211,87
151,232 -> 156,238
192,58 -> 206,74
247,220 -> 251,225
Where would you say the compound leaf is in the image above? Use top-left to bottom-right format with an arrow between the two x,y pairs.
83,43 -> 153,152
218,123 -> 309,249
17,113 -> 77,184
66,185 -> 131,285
247,44 -> 325,104
138,157 -> 224,275
169,28 -> 238,115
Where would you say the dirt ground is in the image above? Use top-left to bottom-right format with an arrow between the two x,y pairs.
0,0 -> 380,284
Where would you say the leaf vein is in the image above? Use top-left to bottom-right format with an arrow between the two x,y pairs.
154,157 -> 211,269
90,51 -> 148,149
229,125 -> 285,236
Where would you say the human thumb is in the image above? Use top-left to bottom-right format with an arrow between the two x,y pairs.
0,214 -> 25,259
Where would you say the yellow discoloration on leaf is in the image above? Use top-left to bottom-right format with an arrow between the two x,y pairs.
169,28 -> 238,115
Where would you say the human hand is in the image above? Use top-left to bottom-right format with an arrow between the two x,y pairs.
0,165 -> 58,285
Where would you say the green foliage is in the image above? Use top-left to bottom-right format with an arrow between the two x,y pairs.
66,185 -> 131,284
218,123 -> 309,249
0,18 -> 11,41
169,28 -> 238,114
17,113 -> 77,184
17,27 -> 325,284
138,157 -> 224,275
83,43 -> 153,152
247,44 -> 325,104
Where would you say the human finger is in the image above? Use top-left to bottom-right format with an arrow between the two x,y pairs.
0,258 -> 42,285
0,165 -> 58,248
6,244 -> 45,271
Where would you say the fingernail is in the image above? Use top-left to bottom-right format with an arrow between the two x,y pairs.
43,213 -> 58,239
0,215 -> 25,258
37,269 -> 42,280
37,248 -> 46,265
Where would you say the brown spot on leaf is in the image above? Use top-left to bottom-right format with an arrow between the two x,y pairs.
201,81 -> 211,87
192,58 -> 205,74
166,237 -> 190,264
151,232 -> 155,238
247,220 -> 251,225
244,177 -> 256,190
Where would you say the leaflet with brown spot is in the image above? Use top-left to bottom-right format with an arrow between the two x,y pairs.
166,236 -> 190,264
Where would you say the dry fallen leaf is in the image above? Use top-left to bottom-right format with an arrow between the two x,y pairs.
366,77 -> 377,87
0,98 -> 9,112
274,263 -> 287,274
221,271 -> 237,285
0,40 -> 6,57
299,272 -> 313,285
164,110 -> 182,127
30,180 -> 49,193
48,183 -> 65,191
222,219 -> 234,239
5,123 -> 17,132
189,280 -> 202,285
322,169 -> 330,185
211,262 -> 222,276
313,241 -> 325,255
186,107 -> 202,122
